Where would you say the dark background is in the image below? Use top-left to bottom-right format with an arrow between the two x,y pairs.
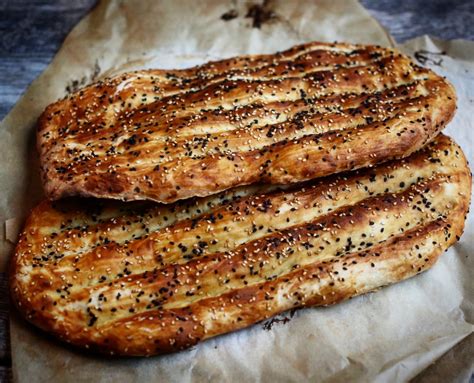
0,0 -> 473,381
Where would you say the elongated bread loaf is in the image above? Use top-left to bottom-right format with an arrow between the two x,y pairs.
11,134 -> 471,356
38,41 -> 456,203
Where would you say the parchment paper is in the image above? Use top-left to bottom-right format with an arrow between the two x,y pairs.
2,1 -> 472,382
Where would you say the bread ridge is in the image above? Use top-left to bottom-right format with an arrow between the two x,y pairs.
11,134 -> 471,356
37,41 -> 457,203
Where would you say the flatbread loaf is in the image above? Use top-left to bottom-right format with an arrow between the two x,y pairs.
11,134 -> 471,356
37,41 -> 456,203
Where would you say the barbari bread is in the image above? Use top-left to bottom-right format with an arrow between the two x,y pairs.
11,134 -> 471,356
38,41 -> 456,203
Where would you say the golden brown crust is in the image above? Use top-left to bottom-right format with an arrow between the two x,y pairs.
37,41 -> 457,203
11,134 -> 471,356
